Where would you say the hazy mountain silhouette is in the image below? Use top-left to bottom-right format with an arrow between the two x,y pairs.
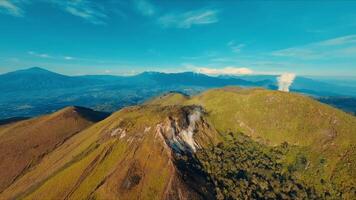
1,67 -> 355,119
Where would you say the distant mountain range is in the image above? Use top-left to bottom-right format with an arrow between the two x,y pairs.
220,74 -> 356,97
0,67 -> 100,92
0,67 -> 274,90
0,67 -> 355,119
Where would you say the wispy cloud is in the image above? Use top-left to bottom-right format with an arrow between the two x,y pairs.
134,0 -> 155,16
271,48 -> 319,59
271,34 -> 356,60
0,0 -> 109,24
197,67 -> 253,75
0,0 -> 24,16
158,9 -> 218,28
181,51 -> 217,60
64,56 -> 74,60
51,0 -> 108,25
28,51 -> 76,61
317,35 -> 356,46
28,51 -> 52,58
227,40 -> 245,53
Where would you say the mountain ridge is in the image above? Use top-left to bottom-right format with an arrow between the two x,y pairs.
1,67 -> 355,120
2,67 -> 355,96
1,87 -> 355,199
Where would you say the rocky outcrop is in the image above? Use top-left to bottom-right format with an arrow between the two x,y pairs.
155,106 -> 218,200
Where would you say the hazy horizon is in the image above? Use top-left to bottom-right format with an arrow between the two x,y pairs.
2,66 -> 356,81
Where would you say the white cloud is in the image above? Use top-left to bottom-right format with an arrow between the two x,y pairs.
227,40 -> 245,53
134,0 -> 155,16
317,35 -> 356,46
28,51 -> 52,58
53,0 -> 107,25
271,34 -> 356,60
210,57 -> 232,63
196,67 -> 253,76
181,51 -> 217,60
64,56 -> 74,60
0,0 -> 23,16
231,44 -> 245,53
271,48 -> 320,59
28,51 -> 77,60
158,9 -> 218,28
0,0 -> 109,24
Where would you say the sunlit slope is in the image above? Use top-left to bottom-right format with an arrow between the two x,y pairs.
2,87 -> 355,199
1,105 -> 220,200
184,87 -> 356,197
0,106 -> 108,193
150,87 -> 355,145
146,92 -> 189,106
149,87 -> 356,197
185,87 -> 356,146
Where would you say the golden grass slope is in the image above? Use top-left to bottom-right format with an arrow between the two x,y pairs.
1,105 -> 220,200
0,106 -> 107,193
146,92 -> 189,106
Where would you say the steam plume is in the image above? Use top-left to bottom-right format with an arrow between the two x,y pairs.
277,73 -> 296,92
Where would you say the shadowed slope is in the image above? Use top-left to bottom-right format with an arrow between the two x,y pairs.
0,106 -> 108,192
0,117 -> 29,126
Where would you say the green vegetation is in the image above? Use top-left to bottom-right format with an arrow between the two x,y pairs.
186,88 -> 356,146
195,133 -> 336,199
146,92 -> 189,106
1,87 -> 355,200
183,88 -> 356,198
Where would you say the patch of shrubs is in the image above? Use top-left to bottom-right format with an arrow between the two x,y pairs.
195,133 -> 322,199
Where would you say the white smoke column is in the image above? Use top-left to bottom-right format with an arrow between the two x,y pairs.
277,73 -> 296,92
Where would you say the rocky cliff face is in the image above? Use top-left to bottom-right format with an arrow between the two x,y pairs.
155,106 -> 219,200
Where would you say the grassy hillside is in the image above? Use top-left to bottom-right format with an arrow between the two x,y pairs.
145,92 -> 189,106
0,106 -> 108,192
0,105 -> 221,200
1,87 -> 355,199
150,87 -> 356,198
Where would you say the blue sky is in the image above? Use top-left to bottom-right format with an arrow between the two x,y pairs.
0,0 -> 356,77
